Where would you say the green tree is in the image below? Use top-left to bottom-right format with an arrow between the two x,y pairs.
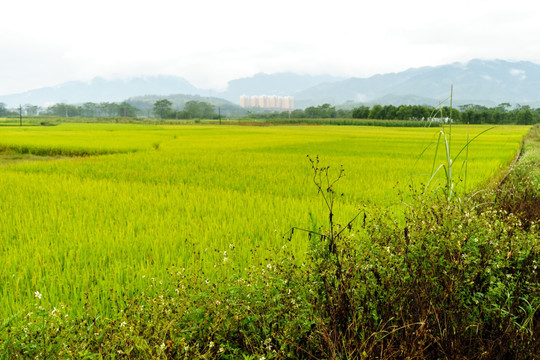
336,109 -> 352,118
153,99 -> 173,119
304,104 -> 336,118
410,105 -> 429,120
99,102 -> 120,117
83,102 -> 97,117
117,102 -> 138,117
382,105 -> 397,120
290,109 -> 305,118
184,101 -> 215,119
368,105 -> 384,119
395,105 -> 413,120
496,103 -> 512,112
352,106 -> 370,119
47,103 -> 80,117
516,108 -> 535,125
23,104 -> 39,116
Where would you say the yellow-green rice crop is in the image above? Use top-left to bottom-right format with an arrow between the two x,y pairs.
0,123 -> 529,319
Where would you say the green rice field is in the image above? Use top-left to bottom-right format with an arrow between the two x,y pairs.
0,123 -> 530,319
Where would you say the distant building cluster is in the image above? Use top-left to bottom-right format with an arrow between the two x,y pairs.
239,95 -> 294,110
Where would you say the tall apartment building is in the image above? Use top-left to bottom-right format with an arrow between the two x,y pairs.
239,95 -> 294,110
250,95 -> 259,108
239,95 -> 250,108
282,96 -> 294,110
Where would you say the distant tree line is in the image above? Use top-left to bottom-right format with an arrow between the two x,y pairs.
243,103 -> 540,125
152,100 -> 219,119
2,99 -> 540,125
44,102 -> 139,118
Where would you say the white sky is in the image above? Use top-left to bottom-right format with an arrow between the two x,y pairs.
1,0 -> 539,95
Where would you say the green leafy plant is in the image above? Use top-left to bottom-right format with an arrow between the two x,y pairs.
417,86 -> 493,200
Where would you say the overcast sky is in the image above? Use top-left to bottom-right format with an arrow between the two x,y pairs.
1,0 -> 539,95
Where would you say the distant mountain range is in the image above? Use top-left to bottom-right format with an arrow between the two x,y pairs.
2,59 -> 540,109
302,59 -> 540,108
0,76 -> 198,108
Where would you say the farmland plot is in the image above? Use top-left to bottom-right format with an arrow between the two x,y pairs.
0,123 -> 529,317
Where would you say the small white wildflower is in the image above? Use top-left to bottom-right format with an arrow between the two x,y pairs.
219,347 -> 225,353
51,307 -> 57,315
34,291 -> 42,300
266,263 -> 272,270
223,250 -> 227,256
184,345 -> 189,352
229,243 -> 234,249
223,257 -> 229,263
209,341 -> 215,348
215,300 -> 221,305
120,321 -> 127,327
160,342 -> 166,350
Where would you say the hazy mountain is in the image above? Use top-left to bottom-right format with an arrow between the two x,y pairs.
218,72 -> 344,102
0,76 -> 199,107
2,59 -> 540,109
295,59 -> 540,107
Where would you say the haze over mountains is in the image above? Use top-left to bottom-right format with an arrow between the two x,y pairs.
2,59 -> 540,109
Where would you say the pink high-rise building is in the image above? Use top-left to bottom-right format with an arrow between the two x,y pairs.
240,95 -> 294,110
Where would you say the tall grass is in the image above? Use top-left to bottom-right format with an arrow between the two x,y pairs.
416,87 -> 496,200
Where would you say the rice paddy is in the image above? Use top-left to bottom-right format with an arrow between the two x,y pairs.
0,123 -> 529,319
